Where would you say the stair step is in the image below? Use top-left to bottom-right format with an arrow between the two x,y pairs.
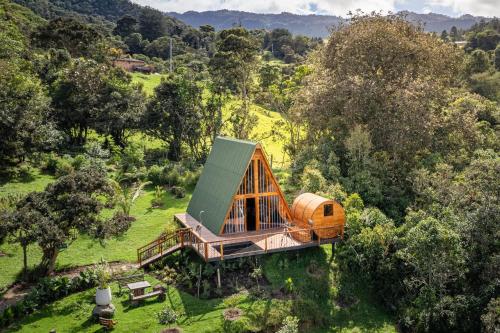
139,244 -> 182,268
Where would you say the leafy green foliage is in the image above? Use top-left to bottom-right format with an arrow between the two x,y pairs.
143,73 -> 205,161
0,61 -> 59,168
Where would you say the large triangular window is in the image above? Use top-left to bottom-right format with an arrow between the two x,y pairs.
222,148 -> 291,234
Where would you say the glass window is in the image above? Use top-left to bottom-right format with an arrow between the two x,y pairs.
324,204 -> 333,216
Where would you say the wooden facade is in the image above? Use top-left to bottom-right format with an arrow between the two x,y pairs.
291,193 -> 345,239
220,145 -> 292,235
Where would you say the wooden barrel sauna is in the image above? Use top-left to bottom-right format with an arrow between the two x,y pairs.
291,193 -> 345,239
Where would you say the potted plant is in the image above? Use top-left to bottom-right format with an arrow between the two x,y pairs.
95,259 -> 112,306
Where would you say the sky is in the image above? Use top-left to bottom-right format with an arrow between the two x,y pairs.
132,0 -> 499,17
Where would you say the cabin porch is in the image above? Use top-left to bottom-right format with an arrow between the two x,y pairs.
136,213 -> 343,267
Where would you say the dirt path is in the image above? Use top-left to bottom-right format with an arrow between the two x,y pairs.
0,261 -> 139,312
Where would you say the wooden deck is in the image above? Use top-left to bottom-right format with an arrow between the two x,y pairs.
137,213 -> 343,267
174,213 -> 342,262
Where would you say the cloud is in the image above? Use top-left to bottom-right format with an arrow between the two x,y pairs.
423,0 -> 500,16
132,0 -> 499,17
132,0 -> 397,16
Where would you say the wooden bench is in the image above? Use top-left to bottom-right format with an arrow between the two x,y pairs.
129,286 -> 166,305
99,317 -> 117,330
115,273 -> 145,295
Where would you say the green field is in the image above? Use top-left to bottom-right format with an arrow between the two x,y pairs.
0,174 -> 189,289
5,247 -> 396,333
131,73 -> 167,96
132,72 -> 290,166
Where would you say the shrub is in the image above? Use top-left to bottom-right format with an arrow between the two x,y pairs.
55,155 -> 75,177
165,167 -> 182,187
284,277 -> 295,294
43,152 -> 59,174
120,143 -> 144,173
222,316 -> 250,333
156,306 -> 178,325
16,164 -> 32,180
0,268 -> 99,328
182,168 -> 201,189
71,154 -> 87,170
277,316 -> 299,333
301,164 -> 327,193
170,186 -> 185,198
148,165 -> 167,185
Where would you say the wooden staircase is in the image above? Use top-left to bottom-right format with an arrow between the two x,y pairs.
137,228 -> 191,268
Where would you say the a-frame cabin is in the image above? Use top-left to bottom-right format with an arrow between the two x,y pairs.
187,136 -> 291,236
137,137 -> 345,267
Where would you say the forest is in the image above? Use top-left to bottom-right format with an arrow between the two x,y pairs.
0,0 -> 499,332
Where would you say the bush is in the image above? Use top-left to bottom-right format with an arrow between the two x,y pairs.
148,164 -> 167,185
156,306 -> 178,325
277,316 -> 299,333
120,143 -> 144,173
165,167 -> 182,187
170,186 -> 185,198
43,152 -> 59,174
301,163 -> 327,193
55,156 -> 75,177
0,268 -> 99,328
182,168 -> 201,189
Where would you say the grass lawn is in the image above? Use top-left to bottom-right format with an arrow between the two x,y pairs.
0,177 -> 190,289
131,73 -> 167,96
5,275 -> 227,333
0,169 -> 54,199
5,247 -> 396,333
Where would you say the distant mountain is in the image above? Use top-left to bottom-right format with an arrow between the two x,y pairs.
169,10 -> 345,37
169,10 -> 491,38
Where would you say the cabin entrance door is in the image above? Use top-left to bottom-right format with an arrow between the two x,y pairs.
246,198 -> 256,231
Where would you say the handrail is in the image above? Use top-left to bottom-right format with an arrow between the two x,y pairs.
137,224 -> 343,265
137,228 -> 192,266
204,224 -> 342,245
137,228 -> 190,252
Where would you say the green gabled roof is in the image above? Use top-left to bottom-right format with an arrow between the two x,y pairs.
187,136 -> 257,234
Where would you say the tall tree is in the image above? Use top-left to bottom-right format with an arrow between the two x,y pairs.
0,60 -> 59,167
113,15 -> 138,37
5,169 -> 114,274
143,74 -> 204,161
294,13 -> 463,217
51,59 -> 145,146
138,7 -> 168,41
209,27 -> 259,139
33,18 -> 105,59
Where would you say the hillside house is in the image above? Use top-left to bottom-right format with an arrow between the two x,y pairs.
113,58 -> 154,73
137,137 -> 345,267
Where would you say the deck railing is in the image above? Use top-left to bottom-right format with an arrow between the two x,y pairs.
201,225 -> 343,261
137,225 -> 343,265
137,228 -> 191,266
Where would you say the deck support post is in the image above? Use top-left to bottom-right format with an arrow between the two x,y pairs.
217,267 -> 221,289
331,242 -> 336,256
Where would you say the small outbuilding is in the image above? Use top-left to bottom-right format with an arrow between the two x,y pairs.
291,193 -> 345,239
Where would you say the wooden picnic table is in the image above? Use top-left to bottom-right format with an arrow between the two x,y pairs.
127,281 -> 151,297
